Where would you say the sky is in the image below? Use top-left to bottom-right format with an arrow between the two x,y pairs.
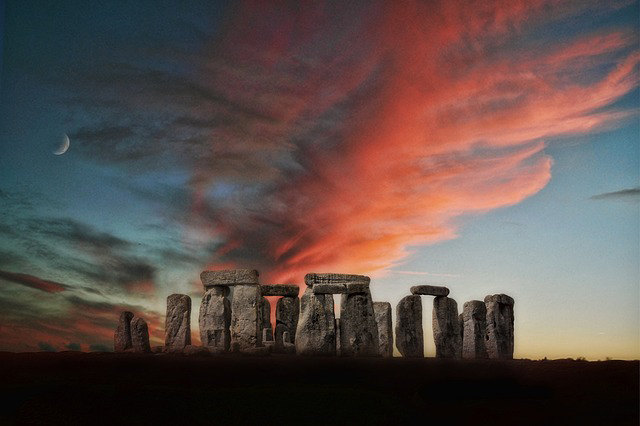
0,0 -> 638,359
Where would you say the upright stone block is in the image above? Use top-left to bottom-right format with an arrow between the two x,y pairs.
395,295 -> 423,358
114,311 -> 133,352
335,319 -> 341,356
462,300 -> 487,359
485,294 -> 515,359
165,294 -> 191,351
275,296 -> 299,351
373,302 -> 393,358
295,287 -> 336,356
131,317 -> 151,353
199,287 -> 231,352
260,296 -> 273,342
340,290 -> 379,357
432,296 -> 462,359
230,285 -> 262,352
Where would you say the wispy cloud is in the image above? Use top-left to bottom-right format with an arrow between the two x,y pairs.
0,270 -> 69,293
590,187 -> 640,202
388,270 -> 462,278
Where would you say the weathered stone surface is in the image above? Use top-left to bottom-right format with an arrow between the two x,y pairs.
410,285 -> 450,297
395,295 -> 423,358
295,287 -> 336,356
199,288 -> 231,352
275,296 -> 299,351
282,331 -> 295,354
201,269 -> 260,288
130,317 -> 151,353
462,301 -> 487,359
335,319 -> 341,356
230,285 -> 262,352
206,286 -> 230,297
260,285 -> 299,297
165,294 -> 191,351
433,296 -> 462,359
312,282 -> 369,294
114,311 -> 134,352
260,297 -> 273,342
340,290 -> 379,357
373,302 -> 393,358
304,273 -> 370,287
485,294 -> 515,360
183,345 -> 210,356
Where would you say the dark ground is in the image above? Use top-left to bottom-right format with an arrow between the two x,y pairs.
0,352 -> 637,426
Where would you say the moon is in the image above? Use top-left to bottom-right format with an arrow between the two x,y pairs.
53,134 -> 70,156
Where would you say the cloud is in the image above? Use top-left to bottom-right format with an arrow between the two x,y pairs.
37,342 -> 56,352
590,187 -> 640,202
65,342 -> 81,351
0,270 -> 69,293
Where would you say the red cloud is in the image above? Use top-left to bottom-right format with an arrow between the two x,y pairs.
0,270 -> 68,293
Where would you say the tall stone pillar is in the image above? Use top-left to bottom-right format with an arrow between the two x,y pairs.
462,300 -> 487,359
395,295 -> 423,358
339,289 -> 379,357
260,296 -> 273,342
485,294 -> 515,359
199,286 -> 231,352
275,296 -> 300,351
373,302 -> 393,358
295,287 -> 336,356
131,317 -> 151,353
114,311 -> 134,352
230,285 -> 262,352
433,296 -> 462,359
165,294 -> 191,351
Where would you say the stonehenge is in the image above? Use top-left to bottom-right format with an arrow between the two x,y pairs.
114,269 -> 515,360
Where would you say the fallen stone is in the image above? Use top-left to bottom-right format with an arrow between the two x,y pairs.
260,285 -> 299,297
410,285 -> 450,297
199,288 -> 231,352
295,287 -> 336,356
432,296 -> 462,359
462,300 -> 487,359
373,302 -> 393,358
340,290 -> 379,357
312,282 -> 369,294
165,294 -> 191,351
114,311 -> 134,353
130,317 -> 151,353
201,269 -> 260,288
275,296 -> 299,351
395,295 -> 423,358
183,345 -> 211,356
485,294 -> 515,360
304,273 -> 370,287
260,297 -> 273,342
230,285 -> 261,353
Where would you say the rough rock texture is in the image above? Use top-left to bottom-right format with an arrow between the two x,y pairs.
304,273 -> 370,287
295,287 -> 336,356
201,269 -> 260,288
260,285 -> 299,297
432,296 -> 462,359
165,295 -> 191,351
395,295 -> 423,358
410,285 -> 450,297
462,300 -> 487,359
260,297 -> 273,342
335,319 -> 341,356
199,288 -> 231,352
282,331 -> 296,354
130,317 -> 151,353
275,296 -> 299,352
230,285 -> 262,352
114,311 -> 134,352
485,294 -> 515,360
373,302 -> 393,358
340,291 -> 379,357
312,282 -> 369,294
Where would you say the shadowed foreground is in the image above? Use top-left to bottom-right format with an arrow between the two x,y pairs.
0,352 -> 637,425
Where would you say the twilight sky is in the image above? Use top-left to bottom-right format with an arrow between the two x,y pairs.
0,0 -> 638,359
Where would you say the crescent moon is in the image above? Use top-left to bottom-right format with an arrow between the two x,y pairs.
53,134 -> 70,156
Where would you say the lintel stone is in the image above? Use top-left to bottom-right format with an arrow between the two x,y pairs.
201,269 -> 260,287
260,284 -> 300,297
411,285 -> 450,297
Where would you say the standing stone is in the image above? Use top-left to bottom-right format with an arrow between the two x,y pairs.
432,296 -> 462,359
260,297 -> 273,342
230,285 -> 262,352
199,287 -> 231,352
295,287 -> 336,356
373,302 -> 393,358
165,294 -> 191,351
114,311 -> 134,352
335,319 -> 341,356
395,295 -> 423,358
340,290 -> 379,357
131,317 -> 151,353
462,300 -> 487,359
275,296 -> 299,351
485,294 -> 515,360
